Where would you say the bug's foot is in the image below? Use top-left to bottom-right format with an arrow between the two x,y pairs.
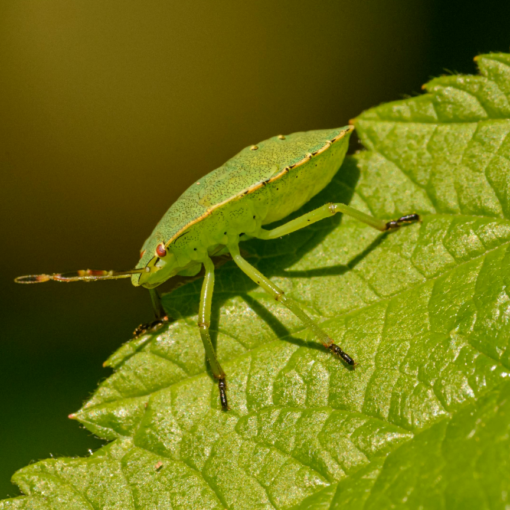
385,213 -> 420,231
218,378 -> 229,411
328,343 -> 356,367
133,316 -> 169,338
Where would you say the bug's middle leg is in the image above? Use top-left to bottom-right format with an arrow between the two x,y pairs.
254,202 -> 420,239
228,242 -> 355,366
199,256 -> 229,411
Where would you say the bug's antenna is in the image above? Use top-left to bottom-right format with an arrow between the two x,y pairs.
15,268 -> 144,284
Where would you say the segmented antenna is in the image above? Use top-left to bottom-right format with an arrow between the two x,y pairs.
15,268 -> 144,284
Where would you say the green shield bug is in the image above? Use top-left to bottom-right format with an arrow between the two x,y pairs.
16,126 -> 419,410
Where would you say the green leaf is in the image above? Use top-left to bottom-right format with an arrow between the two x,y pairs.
4,52 -> 510,510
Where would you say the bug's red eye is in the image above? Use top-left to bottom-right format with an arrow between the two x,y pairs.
140,250 -> 146,259
156,243 -> 167,257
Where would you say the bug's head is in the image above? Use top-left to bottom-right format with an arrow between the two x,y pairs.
132,237 -> 180,289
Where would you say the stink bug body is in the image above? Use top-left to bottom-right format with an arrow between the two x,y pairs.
16,126 -> 419,410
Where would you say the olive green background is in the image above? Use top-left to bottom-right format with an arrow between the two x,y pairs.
1,0 -> 509,499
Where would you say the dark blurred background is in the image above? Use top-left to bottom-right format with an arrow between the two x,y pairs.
1,0 -> 509,498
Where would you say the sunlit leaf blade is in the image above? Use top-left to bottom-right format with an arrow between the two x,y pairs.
3,53 -> 510,510
294,380 -> 510,510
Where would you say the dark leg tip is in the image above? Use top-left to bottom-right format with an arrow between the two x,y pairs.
397,213 -> 420,224
385,213 -> 420,231
133,316 -> 169,338
218,378 -> 229,411
328,343 -> 356,366
133,323 -> 150,337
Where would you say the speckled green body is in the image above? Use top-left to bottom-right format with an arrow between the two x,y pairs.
134,126 -> 353,288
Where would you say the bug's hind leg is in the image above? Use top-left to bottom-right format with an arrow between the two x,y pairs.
228,242 -> 355,367
254,202 -> 420,240
199,256 -> 229,411
134,289 -> 169,337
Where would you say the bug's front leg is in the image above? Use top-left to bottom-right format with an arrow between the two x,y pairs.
199,256 -> 229,411
133,288 -> 169,337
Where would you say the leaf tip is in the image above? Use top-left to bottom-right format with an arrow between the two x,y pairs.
68,413 -> 78,420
